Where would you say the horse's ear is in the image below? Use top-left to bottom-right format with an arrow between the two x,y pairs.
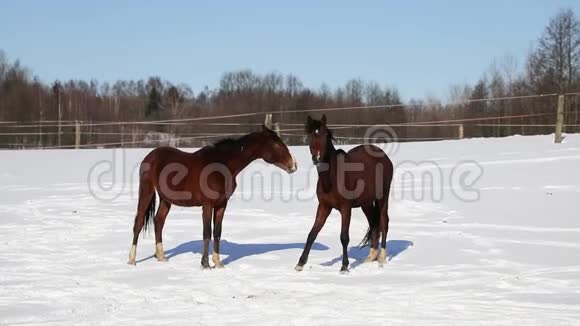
321,114 -> 327,125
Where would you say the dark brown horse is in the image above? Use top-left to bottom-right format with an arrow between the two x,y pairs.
295,115 -> 393,272
128,125 -> 297,268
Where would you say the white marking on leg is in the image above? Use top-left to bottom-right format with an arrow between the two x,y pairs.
128,244 -> 137,265
155,242 -> 166,261
364,248 -> 378,262
378,248 -> 388,267
212,250 -> 224,268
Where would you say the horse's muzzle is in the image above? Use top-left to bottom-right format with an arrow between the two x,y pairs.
311,154 -> 321,166
287,157 -> 298,174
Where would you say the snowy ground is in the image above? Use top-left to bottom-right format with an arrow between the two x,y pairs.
1,134 -> 580,325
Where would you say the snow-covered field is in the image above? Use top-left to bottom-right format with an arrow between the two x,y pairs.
1,134 -> 580,325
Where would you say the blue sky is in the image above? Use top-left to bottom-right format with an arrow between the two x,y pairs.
1,0 -> 580,100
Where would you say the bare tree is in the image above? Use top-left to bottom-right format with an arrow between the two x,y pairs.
345,78 -> 364,105
364,81 -> 383,105
531,8 -> 580,93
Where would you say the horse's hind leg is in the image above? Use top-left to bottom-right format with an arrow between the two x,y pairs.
212,204 -> 227,268
377,199 -> 390,267
361,203 -> 380,262
128,181 -> 155,265
154,199 -> 171,261
200,204 -> 213,269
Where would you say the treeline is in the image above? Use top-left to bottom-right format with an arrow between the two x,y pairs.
1,8 -> 580,148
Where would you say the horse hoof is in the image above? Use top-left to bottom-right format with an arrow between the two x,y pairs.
294,264 -> 304,272
364,248 -> 378,262
155,253 -> 167,262
157,257 -> 168,262
378,248 -> 388,263
127,260 -> 136,266
339,266 -> 349,273
212,255 -> 224,268
364,256 -> 377,263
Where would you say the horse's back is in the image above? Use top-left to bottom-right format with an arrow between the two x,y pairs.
143,146 -> 190,159
344,144 -> 393,206
141,146 -> 193,170
347,144 -> 393,171
140,146 -> 231,207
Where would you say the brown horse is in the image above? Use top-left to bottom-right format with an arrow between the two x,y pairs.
295,115 -> 393,272
128,125 -> 297,268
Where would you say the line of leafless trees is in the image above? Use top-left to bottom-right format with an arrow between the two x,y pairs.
1,8 -> 580,148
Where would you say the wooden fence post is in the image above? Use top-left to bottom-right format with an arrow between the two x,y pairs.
75,120 -> 81,149
264,114 -> 273,129
555,95 -> 564,143
57,91 -> 62,147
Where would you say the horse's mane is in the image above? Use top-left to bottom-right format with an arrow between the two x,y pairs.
211,134 -> 252,152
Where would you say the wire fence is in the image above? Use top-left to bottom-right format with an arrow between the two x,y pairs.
1,93 -> 579,149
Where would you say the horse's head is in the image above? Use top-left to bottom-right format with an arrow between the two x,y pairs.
305,114 -> 332,165
256,125 -> 297,174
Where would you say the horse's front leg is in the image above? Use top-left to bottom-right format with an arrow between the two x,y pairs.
339,207 -> 352,273
295,204 -> 331,271
201,204 -> 213,269
212,204 -> 227,268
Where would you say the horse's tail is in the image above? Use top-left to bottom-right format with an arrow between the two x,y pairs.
359,227 -> 373,248
359,201 -> 380,248
142,190 -> 157,233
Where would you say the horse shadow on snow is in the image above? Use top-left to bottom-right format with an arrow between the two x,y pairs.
137,240 -> 329,265
137,239 -> 413,268
320,240 -> 414,269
